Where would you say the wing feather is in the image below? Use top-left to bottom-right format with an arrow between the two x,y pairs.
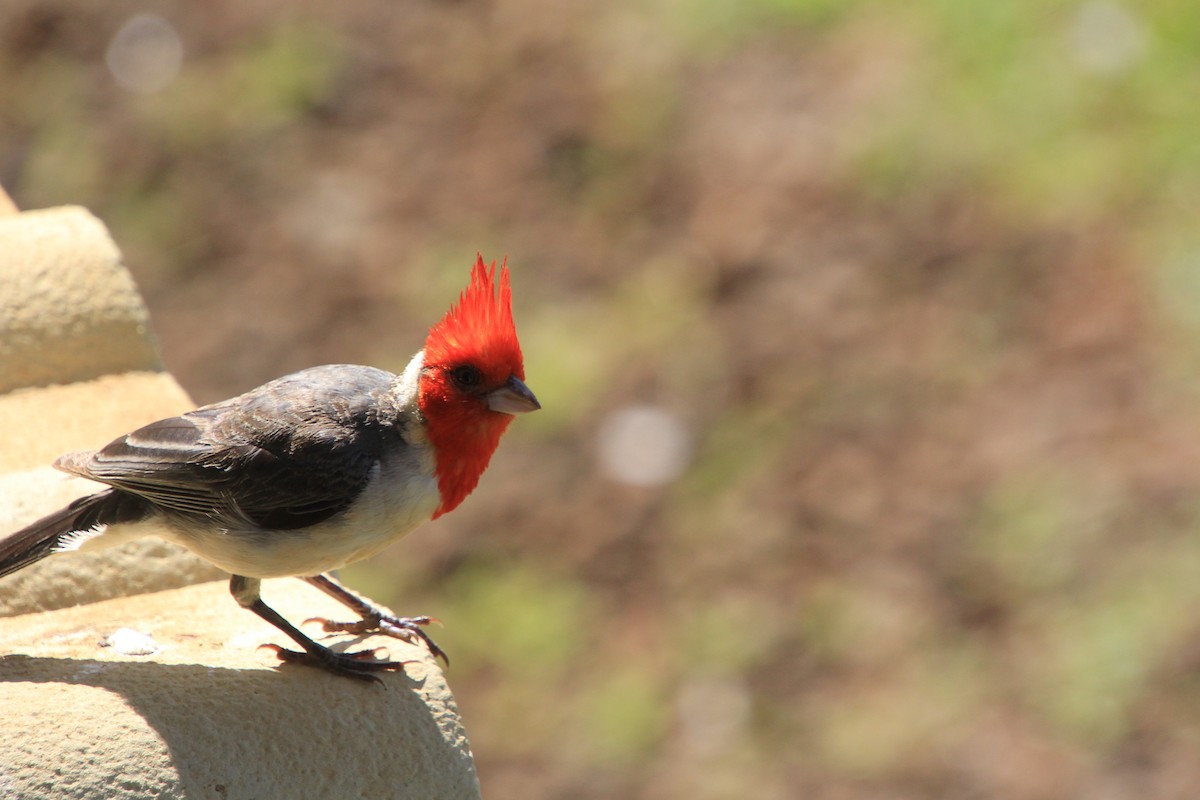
56,366 -> 404,530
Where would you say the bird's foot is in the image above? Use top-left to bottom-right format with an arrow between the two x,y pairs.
305,611 -> 448,665
259,642 -> 409,683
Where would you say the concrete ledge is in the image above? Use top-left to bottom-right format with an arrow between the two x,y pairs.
0,205 -> 162,395
0,370 -> 227,616
0,205 -> 220,614
0,463 -> 225,616
0,371 -> 194,474
0,580 -> 480,799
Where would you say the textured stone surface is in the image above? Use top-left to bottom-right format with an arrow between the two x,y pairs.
0,580 -> 481,799
0,466 -> 226,617
0,372 -> 225,617
0,205 -> 161,394
0,372 -> 193,474
0,185 -> 17,216
0,198 -> 223,617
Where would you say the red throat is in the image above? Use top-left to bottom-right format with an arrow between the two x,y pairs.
418,255 -> 525,518
424,410 -> 513,518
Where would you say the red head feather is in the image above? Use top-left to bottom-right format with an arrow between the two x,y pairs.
423,255 -> 524,383
419,255 -> 526,517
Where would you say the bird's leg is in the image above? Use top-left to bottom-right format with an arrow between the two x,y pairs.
301,572 -> 448,665
229,575 -> 407,682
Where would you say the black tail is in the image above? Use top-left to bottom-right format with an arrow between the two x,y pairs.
0,489 -> 151,579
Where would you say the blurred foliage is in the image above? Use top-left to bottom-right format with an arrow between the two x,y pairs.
5,0 -> 1200,798
437,561 -> 594,678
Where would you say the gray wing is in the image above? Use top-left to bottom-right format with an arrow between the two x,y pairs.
56,365 -> 403,530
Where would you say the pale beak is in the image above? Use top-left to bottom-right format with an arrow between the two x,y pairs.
487,376 -> 541,415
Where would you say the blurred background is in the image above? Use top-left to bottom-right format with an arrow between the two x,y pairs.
4,1 -> 1200,797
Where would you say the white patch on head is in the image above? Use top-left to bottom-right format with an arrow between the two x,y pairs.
398,350 -> 425,401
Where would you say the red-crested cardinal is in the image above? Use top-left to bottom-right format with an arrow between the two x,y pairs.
0,255 -> 539,680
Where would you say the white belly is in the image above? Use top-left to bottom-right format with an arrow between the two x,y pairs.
177,460 -> 441,578
156,457 -> 440,579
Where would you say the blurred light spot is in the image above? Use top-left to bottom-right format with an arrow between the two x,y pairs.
597,405 -> 692,487
106,14 -> 183,94
1067,1 -> 1147,76
284,171 -> 375,257
675,675 -> 751,756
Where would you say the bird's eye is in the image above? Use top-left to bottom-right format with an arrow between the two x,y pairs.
450,364 -> 483,389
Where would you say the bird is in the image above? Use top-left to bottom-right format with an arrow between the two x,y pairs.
0,255 -> 539,680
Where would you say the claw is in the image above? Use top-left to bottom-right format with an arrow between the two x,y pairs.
304,616 -> 375,635
303,616 -> 340,631
257,641 -> 410,683
302,612 -> 449,666
346,646 -> 393,661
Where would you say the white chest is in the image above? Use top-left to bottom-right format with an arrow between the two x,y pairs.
165,447 -> 441,579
